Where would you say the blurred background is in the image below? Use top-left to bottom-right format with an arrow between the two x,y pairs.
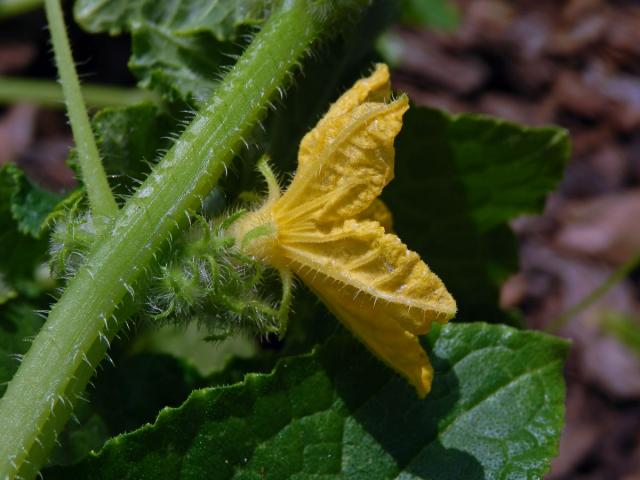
386,1 -> 640,479
2,1 -> 640,478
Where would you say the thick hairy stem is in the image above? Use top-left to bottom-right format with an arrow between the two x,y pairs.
44,0 -> 118,220
0,1 -> 366,478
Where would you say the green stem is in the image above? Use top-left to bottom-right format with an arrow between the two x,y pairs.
0,0 -> 42,19
43,0 -> 118,220
0,77 -> 154,108
546,251 -> 640,333
0,1 -> 366,478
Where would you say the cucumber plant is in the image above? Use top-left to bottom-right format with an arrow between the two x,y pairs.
0,1 -> 570,479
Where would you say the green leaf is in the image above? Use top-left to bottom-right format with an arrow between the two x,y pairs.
45,323 -> 568,479
73,0 -> 269,103
0,274 -> 17,305
0,166 -> 53,296
385,107 -> 570,323
1,164 -> 65,238
129,25 -> 243,104
88,353 -> 204,436
400,0 -> 460,30
91,103 -> 180,196
66,103 -> 182,200
48,353 -> 205,467
73,0 -> 268,38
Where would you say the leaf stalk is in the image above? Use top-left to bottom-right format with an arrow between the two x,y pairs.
43,0 -> 118,220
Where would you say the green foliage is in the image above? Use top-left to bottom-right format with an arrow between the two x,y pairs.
0,303 -> 44,396
400,0 -> 460,30
73,0 -> 376,104
48,353 -> 204,467
85,353 -> 203,436
0,165 -> 58,297
45,323 -> 568,479
74,0 -> 270,103
66,103 -> 181,196
0,164 -> 66,238
5,166 -> 65,238
0,274 -> 16,305
0,1 -> 571,477
385,107 -> 569,323
74,0 -> 268,37
91,104 -> 180,196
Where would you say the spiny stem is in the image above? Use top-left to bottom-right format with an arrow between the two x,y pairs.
43,0 -> 118,220
0,1 -> 367,478
0,77 -> 154,108
546,251 -> 640,333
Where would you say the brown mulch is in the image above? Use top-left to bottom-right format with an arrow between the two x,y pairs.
391,1 -> 640,478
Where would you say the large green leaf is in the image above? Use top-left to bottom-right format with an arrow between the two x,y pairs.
48,353 -> 205,467
73,0 -> 269,103
385,107 -> 570,323
45,323 -> 568,479
0,166 -> 55,297
73,0 -> 268,37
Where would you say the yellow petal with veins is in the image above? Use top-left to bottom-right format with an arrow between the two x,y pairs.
297,63 -> 392,170
304,275 -> 435,397
279,220 -> 455,331
356,198 -> 393,231
229,64 -> 456,397
282,219 -> 454,396
277,78 -> 408,225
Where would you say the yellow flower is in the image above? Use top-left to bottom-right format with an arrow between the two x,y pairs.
229,64 -> 456,397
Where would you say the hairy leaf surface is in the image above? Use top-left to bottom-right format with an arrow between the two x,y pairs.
45,323 -> 567,479
73,0 -> 270,102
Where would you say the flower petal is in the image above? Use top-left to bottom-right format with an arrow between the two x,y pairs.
297,63 -> 392,170
299,264 -> 435,397
278,219 -> 456,333
356,198 -> 393,232
276,96 -> 408,225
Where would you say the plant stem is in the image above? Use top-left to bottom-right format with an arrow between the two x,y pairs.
43,0 -> 118,220
546,251 -> 640,334
0,1 -> 366,478
0,77 -> 154,108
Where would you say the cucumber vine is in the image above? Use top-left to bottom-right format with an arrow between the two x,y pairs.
0,1 -> 367,478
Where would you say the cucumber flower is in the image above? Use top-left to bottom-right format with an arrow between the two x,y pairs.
229,64 -> 456,397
